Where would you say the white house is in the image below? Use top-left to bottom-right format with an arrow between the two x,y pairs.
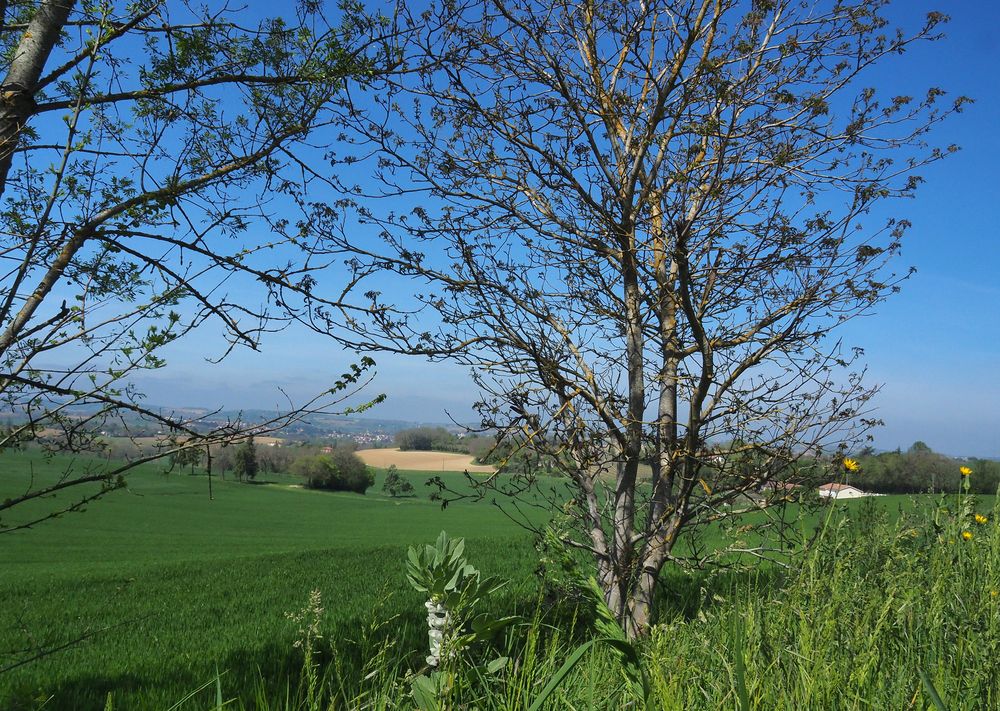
817,482 -> 873,499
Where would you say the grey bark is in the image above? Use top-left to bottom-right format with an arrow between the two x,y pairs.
0,0 -> 76,194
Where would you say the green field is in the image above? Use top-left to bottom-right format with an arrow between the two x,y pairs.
0,452 -> 542,709
2,451 -> 998,710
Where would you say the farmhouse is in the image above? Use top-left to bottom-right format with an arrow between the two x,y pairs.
817,483 -> 874,499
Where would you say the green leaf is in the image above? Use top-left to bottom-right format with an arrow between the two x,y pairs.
214,665 -> 224,710
407,546 -> 421,568
733,617 -> 750,711
410,674 -> 440,711
469,613 -> 517,639
527,638 -> 601,711
449,537 -> 465,564
919,670 -> 950,711
486,656 -> 509,674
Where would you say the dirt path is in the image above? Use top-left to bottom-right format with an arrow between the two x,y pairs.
355,448 -> 496,473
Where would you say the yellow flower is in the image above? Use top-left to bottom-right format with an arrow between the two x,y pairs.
974,514 -> 988,525
961,531 -> 973,541
992,590 -> 999,598
843,457 -> 860,472
960,466 -> 972,476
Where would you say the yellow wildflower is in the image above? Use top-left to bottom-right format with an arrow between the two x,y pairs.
974,514 -> 988,525
992,590 -> 999,598
961,531 -> 973,541
843,457 -> 860,472
960,466 -> 972,476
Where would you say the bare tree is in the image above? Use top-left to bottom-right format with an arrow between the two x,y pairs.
325,0 -> 966,635
0,0 -> 388,533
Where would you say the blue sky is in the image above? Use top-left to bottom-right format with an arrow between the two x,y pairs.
137,1 -> 999,457
831,0 -> 1000,456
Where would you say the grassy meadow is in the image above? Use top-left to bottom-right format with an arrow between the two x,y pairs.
0,451 -> 541,709
1,450 -> 998,709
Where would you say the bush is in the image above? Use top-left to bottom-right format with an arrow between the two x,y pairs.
293,448 -> 374,494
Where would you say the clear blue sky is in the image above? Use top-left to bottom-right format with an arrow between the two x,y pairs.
137,1 -> 999,457
831,0 -> 1000,456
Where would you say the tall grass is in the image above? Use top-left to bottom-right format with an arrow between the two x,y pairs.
211,495 -> 999,711
644,495 -> 999,710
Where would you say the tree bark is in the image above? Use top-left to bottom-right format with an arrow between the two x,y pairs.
0,0 -> 76,195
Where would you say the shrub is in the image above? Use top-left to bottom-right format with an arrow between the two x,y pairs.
294,448 -> 374,494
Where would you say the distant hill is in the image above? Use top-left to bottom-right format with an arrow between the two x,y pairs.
0,401 -> 462,440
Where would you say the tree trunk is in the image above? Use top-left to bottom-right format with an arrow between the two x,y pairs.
626,545 -> 670,638
0,0 -> 76,194
626,573 -> 656,639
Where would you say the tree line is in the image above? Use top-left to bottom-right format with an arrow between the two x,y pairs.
159,438 -> 376,495
853,442 -> 1000,495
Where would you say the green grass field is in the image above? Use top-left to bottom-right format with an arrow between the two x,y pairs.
0,452 -> 542,709
1,451 -> 997,709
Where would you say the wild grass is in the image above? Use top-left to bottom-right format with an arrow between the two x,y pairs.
640,495 -> 999,710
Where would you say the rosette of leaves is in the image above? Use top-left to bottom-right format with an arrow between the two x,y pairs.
405,531 -> 504,609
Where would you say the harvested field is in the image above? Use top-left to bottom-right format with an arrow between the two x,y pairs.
355,447 -> 496,472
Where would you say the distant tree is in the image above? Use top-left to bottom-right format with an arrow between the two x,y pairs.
395,426 -> 467,453
233,437 -> 259,482
291,455 -> 324,485
168,445 -> 203,476
856,442 -> 988,494
212,446 -> 234,481
966,459 -> 1000,495
466,435 -> 496,464
382,464 -> 414,498
258,446 -> 292,476
294,447 -> 373,494
395,427 -> 436,451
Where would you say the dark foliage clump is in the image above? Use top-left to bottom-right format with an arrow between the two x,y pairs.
294,447 -> 374,494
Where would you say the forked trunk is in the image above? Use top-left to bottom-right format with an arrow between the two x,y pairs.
601,567 -> 657,640
607,531 -> 676,639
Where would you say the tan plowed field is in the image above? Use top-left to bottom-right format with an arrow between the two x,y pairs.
355,447 -> 496,473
